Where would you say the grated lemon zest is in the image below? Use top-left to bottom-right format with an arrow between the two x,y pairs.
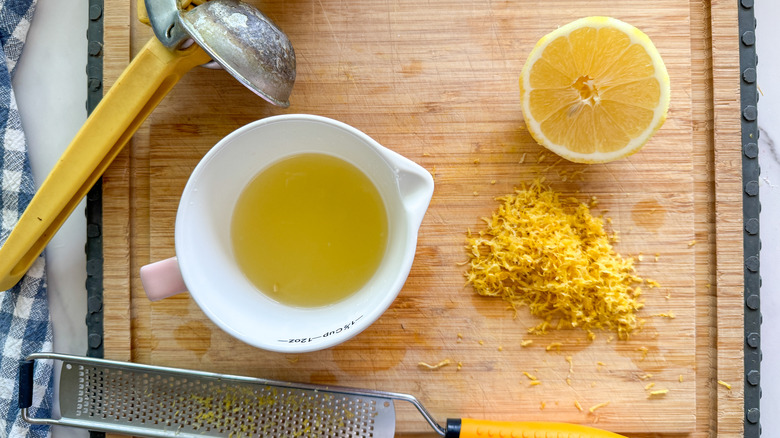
464,180 -> 644,338
418,359 -> 451,370
546,342 -> 562,351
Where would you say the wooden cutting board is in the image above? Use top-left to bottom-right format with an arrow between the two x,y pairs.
100,0 -> 745,436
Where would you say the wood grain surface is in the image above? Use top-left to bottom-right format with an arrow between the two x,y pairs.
100,0 -> 744,436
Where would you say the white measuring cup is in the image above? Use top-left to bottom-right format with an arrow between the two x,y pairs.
140,114 -> 434,353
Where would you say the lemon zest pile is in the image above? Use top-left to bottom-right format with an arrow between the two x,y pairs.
465,179 -> 644,338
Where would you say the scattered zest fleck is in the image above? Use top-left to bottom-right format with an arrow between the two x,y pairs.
648,389 -> 669,397
565,356 -> 574,373
644,382 -> 656,391
574,400 -> 583,412
418,359 -> 452,370
637,346 -> 649,360
522,371 -> 538,381
540,401 -> 546,410
546,342 -> 562,352
653,312 -> 676,318
646,279 -> 661,288
718,380 -> 732,390
530,380 -> 542,386
457,361 -> 463,371
639,373 -> 653,381
679,375 -> 684,383
589,402 -> 609,413
688,240 -> 696,246
520,340 -> 534,347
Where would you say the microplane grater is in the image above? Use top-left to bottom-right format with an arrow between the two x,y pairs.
20,353 -> 627,438
19,353 -> 423,438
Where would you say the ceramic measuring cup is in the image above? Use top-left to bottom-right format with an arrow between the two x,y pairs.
140,114 -> 434,353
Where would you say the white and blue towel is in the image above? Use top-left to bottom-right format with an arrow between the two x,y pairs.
0,0 -> 55,437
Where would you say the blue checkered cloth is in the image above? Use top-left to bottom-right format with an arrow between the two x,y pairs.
0,0 -> 55,437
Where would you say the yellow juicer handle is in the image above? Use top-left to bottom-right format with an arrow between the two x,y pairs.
0,37 -> 212,291
451,419 -> 627,438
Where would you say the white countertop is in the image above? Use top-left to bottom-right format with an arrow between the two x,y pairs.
10,1 -> 778,437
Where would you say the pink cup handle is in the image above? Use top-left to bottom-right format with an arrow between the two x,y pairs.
140,257 -> 188,301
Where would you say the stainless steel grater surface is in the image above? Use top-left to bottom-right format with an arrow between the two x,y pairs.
20,353 -> 426,438
21,353 -> 625,438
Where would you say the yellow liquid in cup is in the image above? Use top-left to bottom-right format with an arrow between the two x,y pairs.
230,153 -> 389,307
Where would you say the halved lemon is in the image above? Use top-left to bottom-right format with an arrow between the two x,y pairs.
519,17 -> 670,163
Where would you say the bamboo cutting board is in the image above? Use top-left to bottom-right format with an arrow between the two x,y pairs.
100,0 -> 745,436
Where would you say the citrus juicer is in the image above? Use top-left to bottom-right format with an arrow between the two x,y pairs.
0,0 -> 295,290
20,353 -> 627,438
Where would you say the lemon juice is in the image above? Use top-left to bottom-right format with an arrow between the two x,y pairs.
231,153 -> 388,307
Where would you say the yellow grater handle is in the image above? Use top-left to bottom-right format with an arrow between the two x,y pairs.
0,37 -> 212,291
451,419 -> 627,438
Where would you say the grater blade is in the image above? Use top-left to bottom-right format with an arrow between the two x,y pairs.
29,354 -> 399,438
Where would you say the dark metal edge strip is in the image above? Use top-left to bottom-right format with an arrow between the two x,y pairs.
738,0 -> 760,436
85,0 -> 104,360
85,2 -> 105,438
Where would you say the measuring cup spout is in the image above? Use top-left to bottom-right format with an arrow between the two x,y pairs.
389,151 -> 434,231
